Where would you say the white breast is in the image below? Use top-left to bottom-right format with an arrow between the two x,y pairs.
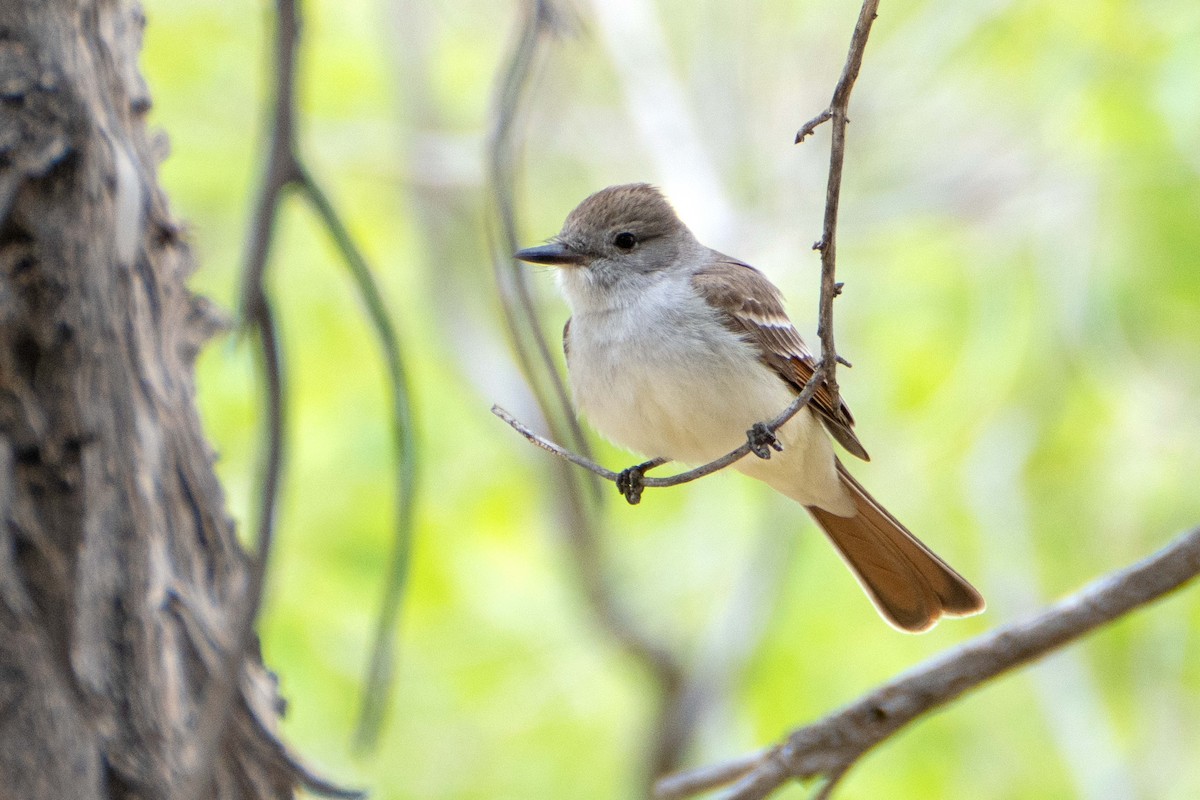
566,275 -> 787,461
560,269 -> 850,512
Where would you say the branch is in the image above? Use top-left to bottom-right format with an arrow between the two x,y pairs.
491,367 -> 824,502
653,525 -> 1200,799
655,750 -> 770,800
801,0 -> 882,410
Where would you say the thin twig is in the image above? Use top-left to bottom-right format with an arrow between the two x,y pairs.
492,405 -> 619,479
811,767 -> 850,800
805,0 -> 883,412
492,369 -> 824,496
794,109 -> 832,144
653,526 -> 1200,800
491,298 -> 824,500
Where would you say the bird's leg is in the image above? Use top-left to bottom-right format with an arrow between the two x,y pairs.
747,422 -> 784,460
616,457 -> 667,505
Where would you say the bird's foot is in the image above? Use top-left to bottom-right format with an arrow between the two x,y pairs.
616,459 -> 662,505
747,422 -> 783,460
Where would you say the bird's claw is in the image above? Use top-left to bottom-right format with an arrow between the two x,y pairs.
616,461 -> 656,505
747,422 -> 783,459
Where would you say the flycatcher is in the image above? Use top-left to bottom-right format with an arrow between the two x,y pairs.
515,183 -> 984,632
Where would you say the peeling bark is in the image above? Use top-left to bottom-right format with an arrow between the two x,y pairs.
0,4 -> 314,798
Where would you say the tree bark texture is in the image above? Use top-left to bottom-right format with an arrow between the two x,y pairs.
0,4 -> 304,798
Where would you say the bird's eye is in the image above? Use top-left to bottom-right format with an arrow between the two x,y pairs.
613,232 -> 638,250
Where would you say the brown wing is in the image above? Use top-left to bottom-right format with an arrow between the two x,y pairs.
692,258 -> 869,461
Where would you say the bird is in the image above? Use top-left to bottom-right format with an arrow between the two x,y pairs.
514,183 -> 984,632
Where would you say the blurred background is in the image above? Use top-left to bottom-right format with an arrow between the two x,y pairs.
141,0 -> 1200,797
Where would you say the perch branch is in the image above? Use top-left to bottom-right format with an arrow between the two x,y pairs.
653,525 -> 1200,799
491,368 -> 824,500
800,0 -> 882,411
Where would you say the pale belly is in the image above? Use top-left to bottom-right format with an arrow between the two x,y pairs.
565,306 -> 849,512
571,339 -> 790,463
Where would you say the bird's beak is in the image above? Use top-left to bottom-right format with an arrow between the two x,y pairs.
513,242 -> 586,267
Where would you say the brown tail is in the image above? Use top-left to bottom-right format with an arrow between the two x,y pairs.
806,462 -> 985,633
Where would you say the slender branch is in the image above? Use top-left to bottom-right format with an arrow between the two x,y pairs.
492,405 -> 619,478
492,368 -> 824,497
803,0 -> 882,411
653,526 -> 1200,800
794,109 -> 832,144
811,768 -> 850,800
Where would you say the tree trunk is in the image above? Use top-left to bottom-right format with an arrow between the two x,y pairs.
0,4 -> 314,798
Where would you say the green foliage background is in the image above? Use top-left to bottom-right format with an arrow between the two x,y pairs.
142,1 -> 1200,798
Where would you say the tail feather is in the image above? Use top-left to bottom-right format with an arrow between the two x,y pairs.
807,462 -> 985,633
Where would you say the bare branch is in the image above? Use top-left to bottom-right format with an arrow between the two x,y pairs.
810,768 -> 850,800
654,526 -> 1200,799
492,404 -> 621,480
803,0 -> 883,412
794,109 -> 832,144
492,363 -> 824,501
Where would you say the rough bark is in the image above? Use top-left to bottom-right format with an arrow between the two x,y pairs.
0,3 -> 307,798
